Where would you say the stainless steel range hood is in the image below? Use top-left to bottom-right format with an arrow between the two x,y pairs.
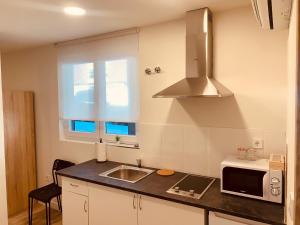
153,8 -> 233,98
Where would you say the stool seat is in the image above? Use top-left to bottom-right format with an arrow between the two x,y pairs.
29,183 -> 61,203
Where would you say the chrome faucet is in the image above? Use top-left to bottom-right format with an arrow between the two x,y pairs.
136,159 -> 142,168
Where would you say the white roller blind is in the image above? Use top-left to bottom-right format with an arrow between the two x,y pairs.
58,32 -> 139,122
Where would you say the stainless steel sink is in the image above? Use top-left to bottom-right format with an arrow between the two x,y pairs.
99,165 -> 154,183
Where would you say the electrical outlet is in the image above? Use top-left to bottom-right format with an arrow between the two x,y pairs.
252,138 -> 264,149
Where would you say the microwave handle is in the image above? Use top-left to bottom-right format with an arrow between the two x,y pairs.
262,172 -> 269,199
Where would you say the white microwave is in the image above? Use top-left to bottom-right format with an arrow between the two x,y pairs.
221,156 -> 283,204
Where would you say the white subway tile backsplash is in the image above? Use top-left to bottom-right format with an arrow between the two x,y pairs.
110,123 -> 287,178
183,126 -> 208,175
183,126 -> 208,154
139,123 -> 162,156
207,128 -> 239,177
139,154 -> 162,168
263,130 -> 286,157
160,125 -> 184,156
160,155 -> 184,171
183,154 -> 209,176
107,145 -> 141,165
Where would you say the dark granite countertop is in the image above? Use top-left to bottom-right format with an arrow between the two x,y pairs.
57,159 -> 285,225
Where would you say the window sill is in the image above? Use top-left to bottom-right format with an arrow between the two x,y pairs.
59,137 -> 139,149
104,140 -> 140,149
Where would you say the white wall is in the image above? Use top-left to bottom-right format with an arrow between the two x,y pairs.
286,0 -> 299,224
0,54 -> 8,225
1,6 -> 288,186
140,7 -> 287,130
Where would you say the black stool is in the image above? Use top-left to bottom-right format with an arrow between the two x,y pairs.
28,159 -> 75,225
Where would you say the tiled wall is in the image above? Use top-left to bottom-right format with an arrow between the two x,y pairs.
107,123 -> 286,178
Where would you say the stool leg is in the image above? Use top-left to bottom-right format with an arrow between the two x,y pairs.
48,202 -> 51,225
28,197 -> 32,225
45,203 -> 48,225
59,195 -> 62,211
56,196 -> 61,211
31,198 -> 33,225
28,197 -> 30,225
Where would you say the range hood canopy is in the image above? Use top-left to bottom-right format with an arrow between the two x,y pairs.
153,8 -> 233,98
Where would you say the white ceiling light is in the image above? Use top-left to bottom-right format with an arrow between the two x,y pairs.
64,6 -> 86,16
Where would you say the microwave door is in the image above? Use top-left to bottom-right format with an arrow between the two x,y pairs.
263,172 -> 270,199
222,167 -> 267,197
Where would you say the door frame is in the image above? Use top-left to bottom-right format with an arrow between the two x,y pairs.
0,54 -> 8,225
295,1 -> 300,224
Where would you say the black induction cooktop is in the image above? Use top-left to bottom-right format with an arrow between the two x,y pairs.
167,174 -> 215,199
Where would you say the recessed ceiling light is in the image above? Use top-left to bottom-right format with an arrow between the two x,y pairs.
64,6 -> 86,16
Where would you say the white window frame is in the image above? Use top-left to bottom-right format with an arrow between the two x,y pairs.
61,120 -> 100,142
100,121 -> 139,145
60,120 -> 139,147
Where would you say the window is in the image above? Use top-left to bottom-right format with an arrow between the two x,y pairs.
105,59 -> 129,107
71,120 -> 97,133
73,63 -> 94,104
98,57 -> 139,122
105,122 -> 136,136
61,120 -> 100,142
59,62 -> 95,120
58,31 -> 139,144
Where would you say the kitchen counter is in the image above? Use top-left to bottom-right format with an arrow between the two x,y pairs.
57,159 -> 285,225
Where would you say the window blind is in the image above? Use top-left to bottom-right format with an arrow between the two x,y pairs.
58,32 -> 139,122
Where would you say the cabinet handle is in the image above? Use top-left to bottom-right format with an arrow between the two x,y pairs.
84,200 -> 88,213
133,194 -> 136,209
70,183 -> 79,187
139,195 -> 142,210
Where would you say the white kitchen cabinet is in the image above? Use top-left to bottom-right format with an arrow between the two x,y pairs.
62,177 -> 89,225
138,195 -> 204,225
88,184 -> 204,225
62,179 -> 268,225
89,184 -> 137,225
62,190 -> 88,225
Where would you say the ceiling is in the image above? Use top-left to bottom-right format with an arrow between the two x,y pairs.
0,0 -> 251,52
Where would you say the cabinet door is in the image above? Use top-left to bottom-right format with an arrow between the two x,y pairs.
138,195 -> 204,225
89,184 -> 138,225
62,190 -> 88,225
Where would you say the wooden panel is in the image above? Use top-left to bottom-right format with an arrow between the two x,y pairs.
3,91 -> 36,217
296,1 -> 300,225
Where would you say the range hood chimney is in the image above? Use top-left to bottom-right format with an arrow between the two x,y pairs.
153,8 -> 233,98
